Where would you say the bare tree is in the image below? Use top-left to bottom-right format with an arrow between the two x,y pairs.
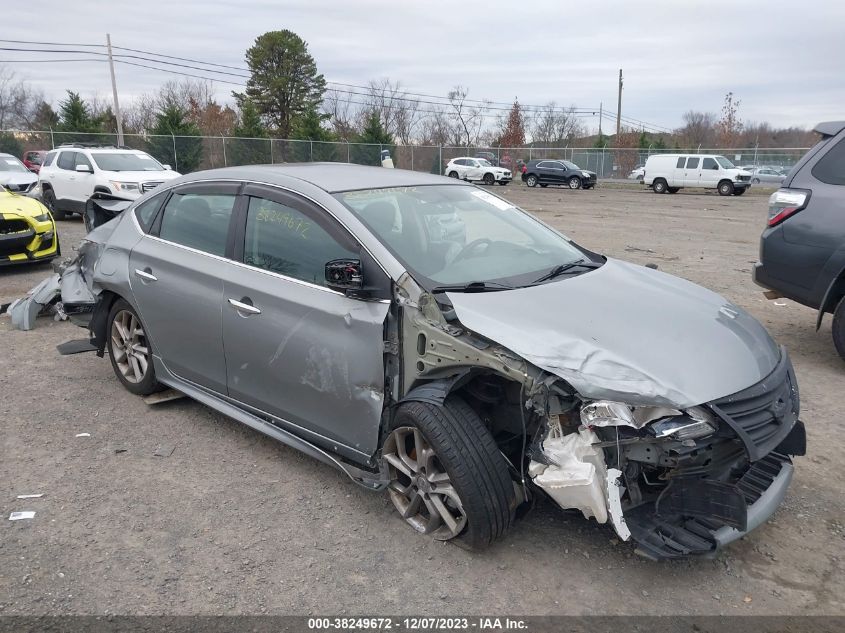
417,106 -> 455,146
322,88 -> 361,140
157,78 -> 215,112
715,92 -> 743,148
447,86 -> 488,147
0,65 -> 44,129
122,93 -> 159,134
677,110 -> 715,148
529,102 -> 583,146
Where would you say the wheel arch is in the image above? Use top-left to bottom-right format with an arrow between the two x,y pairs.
815,262 -> 845,330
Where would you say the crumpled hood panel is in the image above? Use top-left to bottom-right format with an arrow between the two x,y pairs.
447,258 -> 780,408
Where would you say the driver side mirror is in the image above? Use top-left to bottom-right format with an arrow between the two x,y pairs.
325,259 -> 364,294
162,164 -> 172,170
75,164 -> 92,173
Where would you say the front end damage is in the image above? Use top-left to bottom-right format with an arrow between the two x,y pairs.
526,353 -> 805,559
395,272 -> 806,559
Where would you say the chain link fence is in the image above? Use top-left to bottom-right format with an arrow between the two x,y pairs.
0,130 -> 811,178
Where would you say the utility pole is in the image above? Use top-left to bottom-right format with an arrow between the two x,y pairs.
598,102 -> 603,137
616,69 -> 623,138
106,34 -> 124,146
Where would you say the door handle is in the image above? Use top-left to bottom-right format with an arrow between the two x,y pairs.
134,268 -> 157,282
228,298 -> 261,315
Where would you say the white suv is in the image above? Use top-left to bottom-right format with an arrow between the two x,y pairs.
445,157 -> 511,185
38,145 -> 181,219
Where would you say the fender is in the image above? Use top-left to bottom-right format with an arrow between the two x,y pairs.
398,371 -> 472,407
815,261 -> 845,330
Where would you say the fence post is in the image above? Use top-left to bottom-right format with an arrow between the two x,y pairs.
222,136 -> 227,166
269,138 -> 274,164
310,140 -> 313,161
346,141 -> 350,163
438,145 -> 442,175
529,147 -> 532,160
411,145 -> 414,171
172,134 -> 178,171
49,127 -> 55,149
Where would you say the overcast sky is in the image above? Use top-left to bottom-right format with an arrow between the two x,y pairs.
3,0 -> 843,133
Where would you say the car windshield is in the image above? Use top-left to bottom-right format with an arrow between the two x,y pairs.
716,156 -> 735,169
90,152 -> 164,172
335,185 -> 590,289
1,156 -> 30,172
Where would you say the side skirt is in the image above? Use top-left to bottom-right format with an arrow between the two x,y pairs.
152,358 -> 389,491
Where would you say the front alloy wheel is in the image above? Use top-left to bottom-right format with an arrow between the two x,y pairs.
568,176 -> 582,189
384,426 -> 467,540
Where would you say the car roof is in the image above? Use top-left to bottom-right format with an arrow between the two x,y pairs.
813,121 -> 845,138
179,163 -> 467,194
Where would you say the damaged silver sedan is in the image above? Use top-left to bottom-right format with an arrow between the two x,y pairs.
8,164 -> 805,558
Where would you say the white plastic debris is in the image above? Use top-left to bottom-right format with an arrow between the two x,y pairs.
16,494 -> 44,499
9,511 -> 36,521
75,433 -> 91,438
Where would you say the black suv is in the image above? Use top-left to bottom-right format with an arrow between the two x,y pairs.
522,159 -> 597,189
753,120 -> 845,359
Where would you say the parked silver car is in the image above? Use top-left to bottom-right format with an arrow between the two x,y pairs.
748,167 -> 787,185
0,153 -> 38,193
9,164 -> 805,558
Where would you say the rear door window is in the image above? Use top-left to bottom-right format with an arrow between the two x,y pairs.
676,157 -> 685,168
811,137 -> 845,185
57,151 -> 76,170
157,192 -> 237,257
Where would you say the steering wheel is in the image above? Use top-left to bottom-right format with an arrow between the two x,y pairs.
452,238 -> 493,263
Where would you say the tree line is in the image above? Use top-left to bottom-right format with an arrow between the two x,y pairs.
0,30 -> 818,173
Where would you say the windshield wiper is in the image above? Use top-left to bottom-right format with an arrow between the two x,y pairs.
431,281 -> 514,293
531,258 -> 603,284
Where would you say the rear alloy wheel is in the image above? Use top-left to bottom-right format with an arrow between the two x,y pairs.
448,171 -> 459,179
42,188 -> 66,220
752,178 -> 761,184
718,181 -> 735,196
483,173 -> 495,186
525,174 -> 538,187
383,397 -> 516,549
107,299 -> 161,396
832,296 -> 845,362
652,179 -> 668,194
568,176 -> 582,189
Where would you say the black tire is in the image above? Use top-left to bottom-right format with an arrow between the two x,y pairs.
752,178 -> 760,184
387,397 -> 516,550
539,183 -> 548,188
497,181 -> 509,186
525,174 -> 538,187
483,173 -> 495,186
718,180 -> 735,196
833,296 -> 845,362
568,176 -> 582,189
667,187 -> 680,194
42,188 -> 67,220
734,188 -> 747,196
652,179 -> 668,194
106,299 -> 161,396
448,171 -> 459,179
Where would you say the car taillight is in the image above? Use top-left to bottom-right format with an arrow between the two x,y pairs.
767,188 -> 810,227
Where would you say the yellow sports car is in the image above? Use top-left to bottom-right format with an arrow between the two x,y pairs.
0,188 -> 59,266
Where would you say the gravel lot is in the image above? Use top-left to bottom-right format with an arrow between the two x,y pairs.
1,183 -> 843,616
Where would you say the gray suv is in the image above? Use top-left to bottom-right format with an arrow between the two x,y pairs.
11,164 -> 805,558
753,121 -> 845,359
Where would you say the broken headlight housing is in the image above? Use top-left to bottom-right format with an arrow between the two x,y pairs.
580,401 -> 717,440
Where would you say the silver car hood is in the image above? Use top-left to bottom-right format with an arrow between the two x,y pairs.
0,171 -> 37,186
446,258 -> 780,408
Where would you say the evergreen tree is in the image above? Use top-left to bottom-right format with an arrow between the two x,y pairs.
228,99 -> 270,165
56,91 -> 102,143
236,30 -> 326,138
291,108 -> 337,161
352,111 -> 393,166
147,104 -> 203,173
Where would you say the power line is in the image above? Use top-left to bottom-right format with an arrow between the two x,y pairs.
0,38 -> 675,131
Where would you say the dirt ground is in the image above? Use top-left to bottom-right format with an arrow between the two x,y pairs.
1,183 -> 843,617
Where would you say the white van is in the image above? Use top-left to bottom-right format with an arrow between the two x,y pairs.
642,154 -> 752,196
